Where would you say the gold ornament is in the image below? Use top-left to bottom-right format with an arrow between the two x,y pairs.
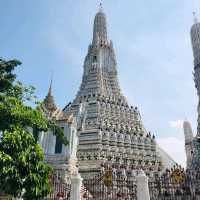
171,168 -> 185,184
103,168 -> 113,187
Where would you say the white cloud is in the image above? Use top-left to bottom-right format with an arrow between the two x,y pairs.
168,120 -> 184,129
157,137 -> 186,168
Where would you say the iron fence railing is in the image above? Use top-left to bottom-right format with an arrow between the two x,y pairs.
41,173 -> 71,200
149,167 -> 200,200
81,168 -> 137,200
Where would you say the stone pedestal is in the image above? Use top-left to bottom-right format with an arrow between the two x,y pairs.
70,173 -> 82,200
136,170 -> 150,200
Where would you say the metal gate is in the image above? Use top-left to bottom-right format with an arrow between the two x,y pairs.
81,167 -> 137,200
42,173 -> 71,200
149,166 -> 200,200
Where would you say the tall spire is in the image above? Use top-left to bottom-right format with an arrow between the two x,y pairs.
48,76 -> 53,96
43,77 -> 57,112
93,3 -> 108,44
74,5 -> 122,101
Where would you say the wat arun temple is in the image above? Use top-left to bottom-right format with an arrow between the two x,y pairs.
38,6 -> 177,179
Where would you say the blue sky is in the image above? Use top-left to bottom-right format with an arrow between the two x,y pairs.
1,0 -> 199,166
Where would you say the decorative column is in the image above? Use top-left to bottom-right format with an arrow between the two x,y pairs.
136,170 -> 150,200
70,173 -> 82,200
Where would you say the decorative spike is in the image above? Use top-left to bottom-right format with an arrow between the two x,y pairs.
48,77 -> 53,96
48,70 -> 54,96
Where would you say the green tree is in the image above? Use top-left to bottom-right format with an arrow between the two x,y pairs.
0,58 -> 67,199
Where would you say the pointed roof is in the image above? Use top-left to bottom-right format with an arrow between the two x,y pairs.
43,79 -> 57,112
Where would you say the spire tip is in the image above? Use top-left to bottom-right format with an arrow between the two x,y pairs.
48,70 -> 54,96
193,11 -> 198,24
99,1 -> 103,12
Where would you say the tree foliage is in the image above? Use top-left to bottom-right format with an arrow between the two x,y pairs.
0,127 -> 51,199
0,58 -> 67,199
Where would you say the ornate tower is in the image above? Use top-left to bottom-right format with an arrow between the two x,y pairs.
190,13 -> 200,170
183,120 -> 193,168
42,79 -> 57,115
38,81 -> 79,182
64,6 -> 175,178
191,14 -> 200,134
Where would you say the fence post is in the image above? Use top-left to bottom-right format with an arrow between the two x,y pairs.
70,173 -> 82,200
136,170 -> 150,200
